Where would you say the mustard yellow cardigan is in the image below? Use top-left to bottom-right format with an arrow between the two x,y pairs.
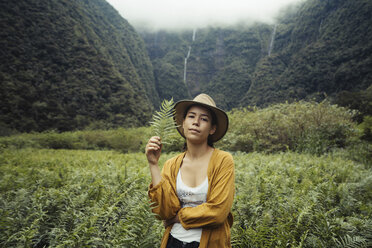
148,149 -> 235,248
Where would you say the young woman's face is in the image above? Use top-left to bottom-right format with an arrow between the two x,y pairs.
182,105 -> 216,144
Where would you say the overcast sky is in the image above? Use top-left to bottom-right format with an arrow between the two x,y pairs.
106,0 -> 303,31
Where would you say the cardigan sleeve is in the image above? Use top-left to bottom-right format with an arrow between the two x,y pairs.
148,158 -> 181,220
178,152 -> 235,229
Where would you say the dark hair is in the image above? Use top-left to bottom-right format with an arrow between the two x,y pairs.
182,104 -> 217,150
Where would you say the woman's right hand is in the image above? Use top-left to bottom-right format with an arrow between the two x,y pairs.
145,136 -> 162,166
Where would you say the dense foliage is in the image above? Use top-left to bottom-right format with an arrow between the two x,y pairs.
139,30 -> 194,102
0,148 -> 371,247
1,0 -> 371,134
2,101 -> 370,159
1,99 -> 371,247
0,149 -> 165,247
141,0 -> 372,114
220,101 -> 358,154
149,98 -> 179,146
140,24 -> 273,110
243,0 -> 372,107
0,128 -> 151,153
232,152 -> 372,247
0,0 -> 159,133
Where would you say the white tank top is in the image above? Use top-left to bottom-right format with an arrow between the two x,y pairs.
170,170 -> 208,243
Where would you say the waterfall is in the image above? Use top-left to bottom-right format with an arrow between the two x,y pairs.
268,24 -> 277,56
183,46 -> 192,83
183,28 -> 197,87
319,19 -> 323,34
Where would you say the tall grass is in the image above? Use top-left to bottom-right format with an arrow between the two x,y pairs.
0,149 -> 171,247
1,100 -> 371,247
232,151 -> 372,247
0,149 -> 371,247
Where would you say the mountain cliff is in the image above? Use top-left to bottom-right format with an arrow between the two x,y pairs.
243,0 -> 372,107
141,0 -> 372,111
1,0 -> 371,133
0,0 -> 159,132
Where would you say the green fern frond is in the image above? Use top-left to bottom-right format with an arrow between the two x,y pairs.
335,234 -> 367,248
150,98 -> 178,145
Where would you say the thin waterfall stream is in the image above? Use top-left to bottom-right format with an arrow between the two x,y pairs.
183,46 -> 191,84
268,24 -> 277,56
183,29 -> 196,90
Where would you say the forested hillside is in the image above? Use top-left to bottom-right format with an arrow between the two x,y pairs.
140,25 -> 273,108
1,0 -> 371,134
0,0 -> 159,133
244,0 -> 372,107
141,0 -> 372,111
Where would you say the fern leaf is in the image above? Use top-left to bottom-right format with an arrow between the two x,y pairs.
150,98 -> 178,145
335,234 -> 367,248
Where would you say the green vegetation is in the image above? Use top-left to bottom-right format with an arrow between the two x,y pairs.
0,128 -> 150,153
1,101 -> 370,159
140,30 -> 192,102
149,98 -> 179,146
1,0 -> 371,134
141,0 -> 372,118
0,0 -> 158,133
1,0 -> 371,244
1,100 -> 371,247
232,152 -> 372,247
221,101 -> 358,154
0,148 -> 371,247
243,0 -> 372,108
0,149 -> 166,247
335,86 -> 372,142
141,25 -> 273,110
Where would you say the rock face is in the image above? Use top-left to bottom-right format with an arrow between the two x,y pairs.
1,0 -> 371,133
141,0 -> 372,110
0,0 -> 159,132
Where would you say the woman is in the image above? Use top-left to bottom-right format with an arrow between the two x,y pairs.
146,93 -> 235,248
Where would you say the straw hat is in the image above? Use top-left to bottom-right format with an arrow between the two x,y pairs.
174,93 -> 229,142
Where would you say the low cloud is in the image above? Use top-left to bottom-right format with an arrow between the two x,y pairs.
107,0 -> 303,31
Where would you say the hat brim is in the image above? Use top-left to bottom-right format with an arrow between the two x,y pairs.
174,100 -> 229,143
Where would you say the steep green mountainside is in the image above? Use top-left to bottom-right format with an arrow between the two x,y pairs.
140,0 -> 372,111
0,0 -> 158,132
244,0 -> 372,107
140,30 -> 192,102
140,25 -> 273,108
1,0 -> 370,134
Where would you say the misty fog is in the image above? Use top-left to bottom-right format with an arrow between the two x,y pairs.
106,0 -> 303,30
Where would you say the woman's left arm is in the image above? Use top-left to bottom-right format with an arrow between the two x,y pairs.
177,153 -> 235,229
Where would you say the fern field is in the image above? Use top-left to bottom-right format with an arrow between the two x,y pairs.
0,148 -> 371,247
